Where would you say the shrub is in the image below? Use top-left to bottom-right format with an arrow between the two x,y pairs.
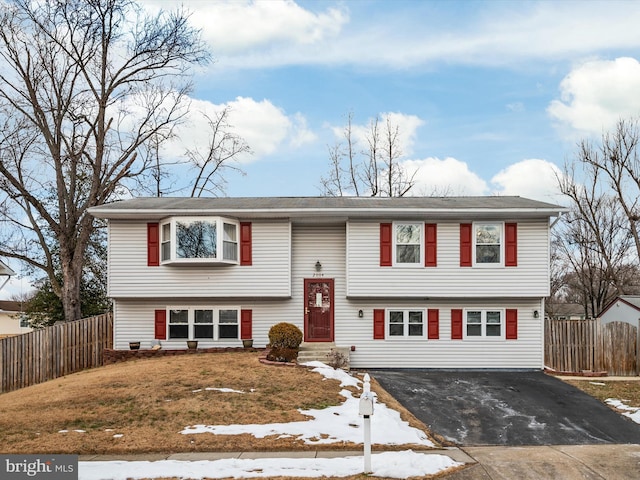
268,322 -> 303,349
326,349 -> 349,370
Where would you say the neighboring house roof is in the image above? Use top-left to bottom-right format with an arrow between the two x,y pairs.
0,260 -> 15,276
90,196 -> 567,221
547,303 -> 586,318
599,295 -> 640,317
0,300 -> 24,314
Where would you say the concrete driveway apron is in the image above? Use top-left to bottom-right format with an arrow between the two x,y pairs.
368,370 -> 640,446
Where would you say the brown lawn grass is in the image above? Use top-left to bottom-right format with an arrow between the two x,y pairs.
566,378 -> 640,410
0,351 -> 439,455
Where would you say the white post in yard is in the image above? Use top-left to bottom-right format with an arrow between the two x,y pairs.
359,373 -> 374,474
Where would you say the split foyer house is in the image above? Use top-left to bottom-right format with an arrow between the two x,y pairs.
89,196 -> 565,369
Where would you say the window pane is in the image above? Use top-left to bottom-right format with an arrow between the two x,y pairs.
162,223 -> 171,241
169,324 -> 188,339
467,311 -> 481,324
467,324 -> 482,336
476,224 -> 501,244
486,325 -> 501,336
219,324 -> 238,339
170,310 -> 188,323
219,310 -> 238,324
408,324 -> 423,336
486,311 -> 501,324
195,310 -> 213,324
389,324 -> 404,336
176,220 -> 217,259
476,245 -> 500,263
195,325 -> 214,339
223,223 -> 238,261
396,224 -> 421,244
397,245 -> 420,263
408,311 -> 423,324
389,311 -> 403,323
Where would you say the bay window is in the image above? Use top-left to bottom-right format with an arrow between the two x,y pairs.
160,216 -> 239,265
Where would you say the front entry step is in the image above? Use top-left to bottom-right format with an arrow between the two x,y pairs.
297,342 -> 350,370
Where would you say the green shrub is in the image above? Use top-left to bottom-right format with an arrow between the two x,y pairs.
268,322 -> 303,349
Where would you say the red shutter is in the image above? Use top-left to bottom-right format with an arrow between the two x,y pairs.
154,309 -> 166,340
373,309 -> 385,339
505,223 -> 517,267
240,309 -> 252,339
380,223 -> 392,266
506,309 -> 518,339
451,309 -> 463,340
147,223 -> 160,267
427,309 -> 439,339
240,222 -> 252,266
460,223 -> 472,267
425,223 -> 437,267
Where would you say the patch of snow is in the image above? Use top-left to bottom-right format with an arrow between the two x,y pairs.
605,398 -> 640,424
301,361 -> 361,388
58,430 -> 68,433
113,434 -> 124,439
79,451 -> 462,480
193,387 -> 246,394
182,372 -> 433,446
589,382 -> 606,386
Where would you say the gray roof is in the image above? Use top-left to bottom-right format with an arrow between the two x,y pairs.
89,196 -> 567,221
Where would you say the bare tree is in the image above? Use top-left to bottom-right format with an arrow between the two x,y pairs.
187,107 -> 251,198
0,0 -> 209,321
320,113 -> 417,197
554,118 -> 640,316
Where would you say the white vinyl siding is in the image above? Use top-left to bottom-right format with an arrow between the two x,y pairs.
107,220 -> 291,298
347,220 -> 550,298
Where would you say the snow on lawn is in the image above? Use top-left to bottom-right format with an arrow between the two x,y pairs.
79,451 -> 462,480
78,363 -> 460,479
181,362 -> 433,446
605,398 -> 640,424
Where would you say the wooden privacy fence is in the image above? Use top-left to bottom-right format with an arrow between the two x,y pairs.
545,317 -> 638,376
0,312 -> 113,393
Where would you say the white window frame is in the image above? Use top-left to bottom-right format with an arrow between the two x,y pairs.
166,307 -> 240,341
386,308 -> 426,338
393,222 -> 423,267
463,309 -> 504,339
160,216 -> 240,265
473,222 -> 504,267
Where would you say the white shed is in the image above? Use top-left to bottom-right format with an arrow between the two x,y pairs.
599,296 -> 640,327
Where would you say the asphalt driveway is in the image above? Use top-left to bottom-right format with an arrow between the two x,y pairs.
368,370 -> 640,446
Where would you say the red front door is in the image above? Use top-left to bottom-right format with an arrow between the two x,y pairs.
304,278 -> 334,342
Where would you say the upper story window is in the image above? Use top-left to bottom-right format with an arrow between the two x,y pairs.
475,223 -> 502,265
160,217 -> 239,265
394,222 -> 422,265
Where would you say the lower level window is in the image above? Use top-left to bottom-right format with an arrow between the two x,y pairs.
466,310 -> 502,338
167,307 -> 240,341
388,309 -> 424,337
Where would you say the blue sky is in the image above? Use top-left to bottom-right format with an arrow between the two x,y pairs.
140,0 -> 640,204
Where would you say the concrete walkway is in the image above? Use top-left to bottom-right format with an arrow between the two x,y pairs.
80,444 -> 640,479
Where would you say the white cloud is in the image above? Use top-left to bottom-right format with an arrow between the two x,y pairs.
402,157 -> 488,196
163,96 -> 316,162
141,1 -> 640,70
547,57 -> 640,136
142,0 -> 347,56
490,159 -> 566,204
